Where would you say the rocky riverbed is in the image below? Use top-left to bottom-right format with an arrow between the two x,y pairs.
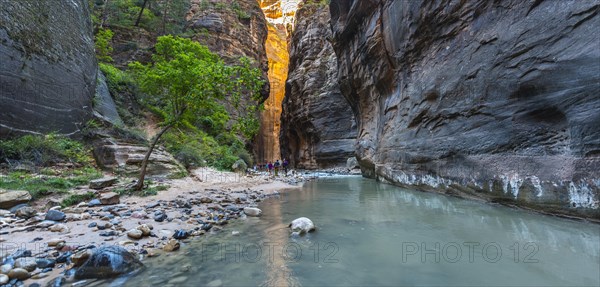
0,168 -> 310,287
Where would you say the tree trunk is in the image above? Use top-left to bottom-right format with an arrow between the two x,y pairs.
134,0 -> 149,27
134,123 -> 173,191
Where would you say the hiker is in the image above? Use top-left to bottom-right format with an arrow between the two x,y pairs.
274,160 -> 281,176
267,161 -> 273,175
283,159 -> 289,175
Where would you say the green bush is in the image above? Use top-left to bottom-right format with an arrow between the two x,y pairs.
0,168 -> 102,199
95,28 -> 114,62
61,192 -> 95,208
0,134 -> 93,167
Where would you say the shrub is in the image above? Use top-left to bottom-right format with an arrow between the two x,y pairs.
0,134 -> 93,167
95,28 -> 114,62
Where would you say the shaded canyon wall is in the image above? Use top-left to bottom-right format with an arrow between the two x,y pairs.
329,0 -> 600,218
0,0 -> 97,136
280,2 -> 357,169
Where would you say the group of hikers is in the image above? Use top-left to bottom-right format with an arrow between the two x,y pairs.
254,159 -> 289,176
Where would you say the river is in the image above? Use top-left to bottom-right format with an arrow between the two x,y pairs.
121,176 -> 600,286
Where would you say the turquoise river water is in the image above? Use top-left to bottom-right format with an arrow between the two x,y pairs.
119,176 -> 600,286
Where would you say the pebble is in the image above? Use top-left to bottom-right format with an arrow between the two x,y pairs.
10,249 -> 31,259
146,202 -> 160,208
131,211 -> 147,219
45,210 -> 66,221
243,207 -> 262,217
172,230 -> 189,240
232,231 -> 240,236
50,224 -> 69,233
137,224 -> 152,236
35,258 -> 55,269
88,222 -> 97,228
7,268 -> 29,280
199,197 -> 213,203
96,222 -> 111,230
163,239 -> 180,252
99,231 -> 118,237
0,274 -> 8,285
14,257 -> 37,272
127,229 -> 143,240
71,250 -> 92,267
207,279 -> 223,287
0,264 -> 12,274
15,207 -> 37,219
31,272 -> 49,279
88,199 -> 101,207
56,252 -> 72,264
47,238 -> 65,247
154,211 -> 167,222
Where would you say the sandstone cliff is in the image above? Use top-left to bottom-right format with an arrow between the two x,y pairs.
330,0 -> 599,218
280,2 -> 357,168
0,0 -> 97,136
186,0 -> 269,98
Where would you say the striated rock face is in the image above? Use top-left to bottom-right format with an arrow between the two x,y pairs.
280,3 -> 357,168
0,0 -> 97,136
93,136 -> 185,179
330,0 -> 600,218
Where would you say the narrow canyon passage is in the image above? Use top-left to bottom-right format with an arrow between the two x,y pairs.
256,1 -> 300,163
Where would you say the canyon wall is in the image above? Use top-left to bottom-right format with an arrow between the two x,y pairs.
0,0 -> 97,136
329,0 -> 600,218
280,2 -> 357,168
255,0 -> 300,163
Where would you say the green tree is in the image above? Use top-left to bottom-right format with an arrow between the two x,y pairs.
128,35 -> 262,190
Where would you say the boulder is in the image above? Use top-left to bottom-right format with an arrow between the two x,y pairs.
99,192 -> 120,205
289,217 -> 315,235
243,207 -> 262,217
74,246 -> 143,279
89,178 -> 117,189
0,190 -> 31,209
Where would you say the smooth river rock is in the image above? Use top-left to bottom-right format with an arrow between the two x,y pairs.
75,246 -> 143,279
45,210 -> 66,222
243,207 -> 262,217
289,217 -> 315,235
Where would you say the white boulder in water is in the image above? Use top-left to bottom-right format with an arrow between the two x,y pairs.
243,207 -> 262,217
288,217 -> 316,236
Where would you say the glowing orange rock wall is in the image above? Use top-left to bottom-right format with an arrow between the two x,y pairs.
256,0 -> 300,163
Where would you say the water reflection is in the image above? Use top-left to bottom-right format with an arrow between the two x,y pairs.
120,176 -> 599,287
